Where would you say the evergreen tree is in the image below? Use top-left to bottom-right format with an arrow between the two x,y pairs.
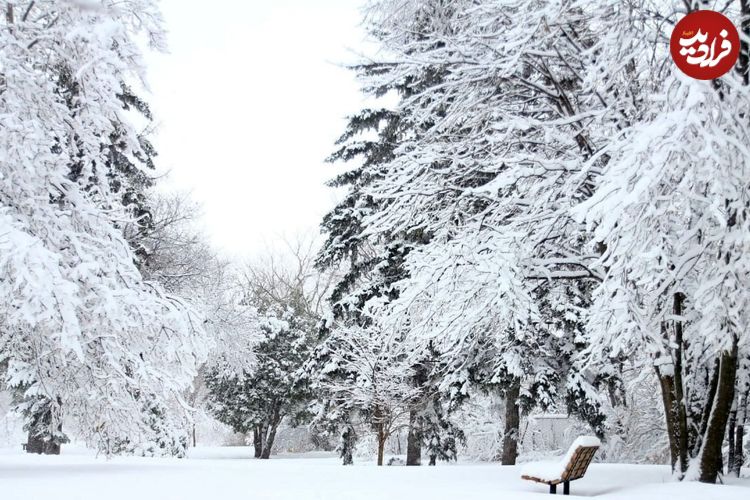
206,307 -> 314,459
1,0 -> 208,456
354,0 -> 749,482
206,242 -> 325,458
319,0 -> 614,466
18,79 -> 161,456
310,3 -> 461,464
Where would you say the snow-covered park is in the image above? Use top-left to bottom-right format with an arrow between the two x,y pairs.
0,447 -> 747,500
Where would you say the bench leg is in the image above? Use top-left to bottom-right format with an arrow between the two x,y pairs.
550,484 -> 556,494
563,481 -> 569,495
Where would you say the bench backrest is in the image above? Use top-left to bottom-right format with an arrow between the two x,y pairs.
561,445 -> 598,481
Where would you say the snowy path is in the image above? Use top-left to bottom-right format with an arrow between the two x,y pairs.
0,447 -> 747,500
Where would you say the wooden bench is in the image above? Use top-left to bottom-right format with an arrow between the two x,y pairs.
521,436 -> 600,495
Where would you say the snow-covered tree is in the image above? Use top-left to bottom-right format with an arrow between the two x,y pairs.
206,238 -> 328,458
205,311 -> 313,459
341,0 -> 615,465
574,0 -> 750,483
0,0 -> 208,455
334,0 -> 749,482
310,323 -> 418,465
122,191 -> 258,449
314,2 -> 482,465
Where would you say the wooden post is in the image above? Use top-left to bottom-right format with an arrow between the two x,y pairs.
549,484 -> 556,494
563,481 -> 570,495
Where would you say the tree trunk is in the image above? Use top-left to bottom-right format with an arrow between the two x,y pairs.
731,418 -> 745,477
730,389 -> 747,477
698,359 -> 720,445
260,406 -> 282,459
341,425 -> 356,465
406,409 -> 422,466
192,424 -> 197,448
698,342 -> 738,483
256,424 -> 267,459
727,397 -> 737,475
261,421 -> 280,459
501,380 -> 521,466
671,293 -> 690,474
253,427 -> 262,458
656,368 -> 679,471
376,424 -> 386,466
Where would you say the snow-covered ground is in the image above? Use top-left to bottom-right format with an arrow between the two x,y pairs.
0,446 -> 747,500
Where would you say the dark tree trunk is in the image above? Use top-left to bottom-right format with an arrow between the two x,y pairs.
261,422 -> 279,459
727,398 -> 737,475
698,342 -> 738,483
192,424 -> 197,448
655,295 -> 690,475
341,425 -> 356,465
671,293 -> 690,474
260,406 -> 282,459
730,388 -> 747,477
698,359 -> 720,444
406,409 -> 422,466
253,427 -> 262,458
656,321 -> 679,471
501,380 -> 521,466
656,368 -> 679,471
373,404 -> 388,466
255,424 -> 267,459
731,419 -> 745,477
376,424 -> 386,466
428,455 -> 436,466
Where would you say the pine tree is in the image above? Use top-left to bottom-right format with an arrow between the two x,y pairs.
311,1 -> 463,464
206,242 -> 325,458
345,0 -> 616,466
18,77 -> 161,456
0,0 -> 207,455
206,308 -> 314,459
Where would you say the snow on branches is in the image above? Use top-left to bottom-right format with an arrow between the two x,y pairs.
0,1 -> 207,454
324,0 -> 750,480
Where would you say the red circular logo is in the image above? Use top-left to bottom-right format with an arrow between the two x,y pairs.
670,10 -> 740,80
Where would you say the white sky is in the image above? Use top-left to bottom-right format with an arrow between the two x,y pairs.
146,0 -> 368,258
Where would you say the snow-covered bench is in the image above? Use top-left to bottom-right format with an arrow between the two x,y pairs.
520,436 -> 601,495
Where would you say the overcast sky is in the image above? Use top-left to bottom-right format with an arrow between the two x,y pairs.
146,0 -> 367,258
